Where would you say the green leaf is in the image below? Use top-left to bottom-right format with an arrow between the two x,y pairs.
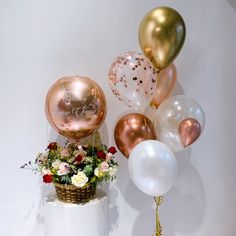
83,165 -> 93,176
61,175 -> 72,184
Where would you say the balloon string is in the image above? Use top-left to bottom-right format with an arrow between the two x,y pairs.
46,123 -> 49,144
150,104 -> 157,123
154,196 -> 164,236
92,131 -> 96,155
144,117 -> 147,126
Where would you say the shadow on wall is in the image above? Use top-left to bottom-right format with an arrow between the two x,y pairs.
23,178 -> 54,236
117,147 -> 206,236
161,150 -> 206,236
173,80 -> 185,96
227,0 -> 236,10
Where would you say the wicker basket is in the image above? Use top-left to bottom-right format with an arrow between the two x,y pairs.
54,182 -> 96,204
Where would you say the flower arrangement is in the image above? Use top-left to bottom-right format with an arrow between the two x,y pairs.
21,142 -> 118,189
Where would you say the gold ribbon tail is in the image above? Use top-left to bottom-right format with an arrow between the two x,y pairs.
154,196 -> 164,236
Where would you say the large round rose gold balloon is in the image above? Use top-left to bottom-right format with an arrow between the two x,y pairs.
178,118 -> 201,148
151,63 -> 177,108
45,76 -> 107,141
114,113 -> 157,158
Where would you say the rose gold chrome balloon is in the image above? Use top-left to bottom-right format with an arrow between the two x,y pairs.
151,63 -> 177,108
114,113 -> 157,158
45,76 -> 107,141
178,118 -> 201,147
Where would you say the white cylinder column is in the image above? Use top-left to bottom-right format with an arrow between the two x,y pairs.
45,190 -> 107,236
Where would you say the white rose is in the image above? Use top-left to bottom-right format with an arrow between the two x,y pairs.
109,166 -> 117,177
71,171 -> 88,188
94,167 -> 103,178
52,160 -> 61,169
41,167 -> 52,175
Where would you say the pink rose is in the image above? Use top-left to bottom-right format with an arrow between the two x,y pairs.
99,162 -> 109,172
106,153 -> 113,162
60,148 -> 70,157
57,162 -> 70,176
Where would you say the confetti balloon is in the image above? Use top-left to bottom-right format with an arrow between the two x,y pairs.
109,51 -> 159,111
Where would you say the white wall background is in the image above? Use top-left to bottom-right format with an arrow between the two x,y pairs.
0,0 -> 236,235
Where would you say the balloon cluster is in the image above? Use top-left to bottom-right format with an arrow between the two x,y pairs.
109,7 -> 205,197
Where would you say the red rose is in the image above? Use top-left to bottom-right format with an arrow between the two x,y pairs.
96,151 -> 106,160
75,155 -> 83,163
108,146 -> 117,154
43,174 -> 53,184
47,142 -> 58,150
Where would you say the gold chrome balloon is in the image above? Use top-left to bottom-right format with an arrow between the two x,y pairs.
139,6 -> 186,70
45,76 -> 107,142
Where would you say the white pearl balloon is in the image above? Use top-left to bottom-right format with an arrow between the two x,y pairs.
128,140 -> 177,197
154,95 -> 205,152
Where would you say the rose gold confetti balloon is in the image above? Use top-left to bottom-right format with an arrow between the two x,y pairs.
114,113 -> 157,158
178,118 -> 201,147
151,63 -> 177,108
109,51 -> 159,111
45,76 -> 107,142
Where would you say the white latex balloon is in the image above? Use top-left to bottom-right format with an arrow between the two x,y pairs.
128,140 -> 177,196
154,95 -> 205,152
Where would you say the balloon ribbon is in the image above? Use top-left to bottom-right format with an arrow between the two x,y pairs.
154,196 -> 164,236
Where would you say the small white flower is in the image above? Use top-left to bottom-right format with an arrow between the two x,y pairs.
99,162 -> 109,172
36,153 -> 48,165
57,162 -> 70,176
52,160 -> 61,169
71,171 -> 88,188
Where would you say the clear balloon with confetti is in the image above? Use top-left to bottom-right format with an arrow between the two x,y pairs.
109,51 -> 159,111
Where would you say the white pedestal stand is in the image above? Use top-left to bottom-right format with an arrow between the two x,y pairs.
45,190 -> 108,236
